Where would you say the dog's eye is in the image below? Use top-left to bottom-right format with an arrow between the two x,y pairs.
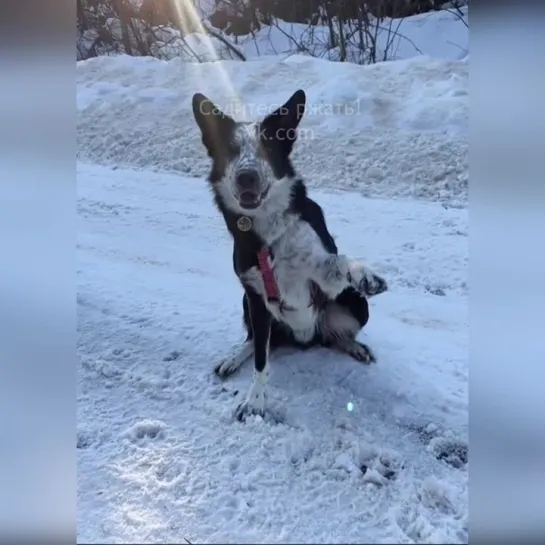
259,137 -> 282,165
226,141 -> 240,159
216,140 -> 239,161
258,133 -> 275,156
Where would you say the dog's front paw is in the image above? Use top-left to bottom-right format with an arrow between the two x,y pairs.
361,271 -> 388,297
235,392 -> 266,422
349,262 -> 388,298
214,357 -> 240,379
214,342 -> 253,379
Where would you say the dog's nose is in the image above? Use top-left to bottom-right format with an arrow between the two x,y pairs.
236,170 -> 259,191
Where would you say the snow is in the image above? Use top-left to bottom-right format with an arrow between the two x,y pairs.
83,4 -> 467,64
224,8 -> 468,63
77,53 -> 468,206
188,5 -> 468,63
77,31 -> 468,543
77,162 -> 467,543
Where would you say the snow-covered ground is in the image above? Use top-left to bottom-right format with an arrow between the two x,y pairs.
77,163 -> 467,543
77,43 -> 468,543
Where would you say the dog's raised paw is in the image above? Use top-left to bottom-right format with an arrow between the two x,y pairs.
348,262 -> 388,298
358,270 -> 388,298
365,272 -> 388,297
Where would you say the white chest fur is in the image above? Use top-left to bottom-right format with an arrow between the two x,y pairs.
241,218 -> 326,343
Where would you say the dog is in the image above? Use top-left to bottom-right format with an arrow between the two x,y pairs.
192,89 -> 388,421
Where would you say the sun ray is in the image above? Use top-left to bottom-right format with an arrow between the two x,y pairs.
169,0 -> 245,116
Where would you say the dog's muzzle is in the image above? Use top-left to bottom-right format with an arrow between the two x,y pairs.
236,169 -> 269,209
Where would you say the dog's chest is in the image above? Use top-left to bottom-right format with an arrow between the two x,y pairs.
243,220 -> 324,342
268,228 -> 314,303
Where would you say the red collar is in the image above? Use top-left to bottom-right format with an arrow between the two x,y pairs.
257,247 -> 279,302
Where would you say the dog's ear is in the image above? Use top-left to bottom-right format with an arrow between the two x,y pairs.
260,89 -> 306,156
192,93 -> 235,158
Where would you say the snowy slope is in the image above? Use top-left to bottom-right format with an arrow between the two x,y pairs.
77,163 -> 467,544
77,54 -> 468,206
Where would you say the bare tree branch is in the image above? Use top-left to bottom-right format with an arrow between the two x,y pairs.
201,22 -> 247,61
77,0 -> 467,65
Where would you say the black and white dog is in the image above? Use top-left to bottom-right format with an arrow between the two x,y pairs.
192,89 -> 388,421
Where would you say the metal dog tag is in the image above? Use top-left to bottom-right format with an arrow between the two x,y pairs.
237,216 -> 252,232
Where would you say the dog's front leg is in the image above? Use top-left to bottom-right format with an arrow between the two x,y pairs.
235,289 -> 271,422
310,254 -> 353,299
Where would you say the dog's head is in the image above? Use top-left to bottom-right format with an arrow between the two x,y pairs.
192,89 -> 306,215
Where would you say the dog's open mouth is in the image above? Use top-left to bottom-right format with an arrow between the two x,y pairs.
238,187 -> 269,210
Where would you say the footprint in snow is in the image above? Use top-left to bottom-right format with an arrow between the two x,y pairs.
163,350 -> 181,362
124,419 -> 166,443
411,423 -> 468,469
334,443 -> 403,485
77,431 -> 93,450
428,436 -> 468,469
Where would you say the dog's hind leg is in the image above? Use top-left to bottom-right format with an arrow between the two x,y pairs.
332,338 -> 376,363
214,340 -> 254,379
319,298 -> 376,364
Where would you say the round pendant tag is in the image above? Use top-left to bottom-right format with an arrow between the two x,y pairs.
237,216 -> 252,232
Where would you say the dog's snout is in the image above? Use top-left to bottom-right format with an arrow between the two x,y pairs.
236,170 -> 259,191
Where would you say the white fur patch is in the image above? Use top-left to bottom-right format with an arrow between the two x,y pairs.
235,361 -> 270,420
240,203 -> 365,344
